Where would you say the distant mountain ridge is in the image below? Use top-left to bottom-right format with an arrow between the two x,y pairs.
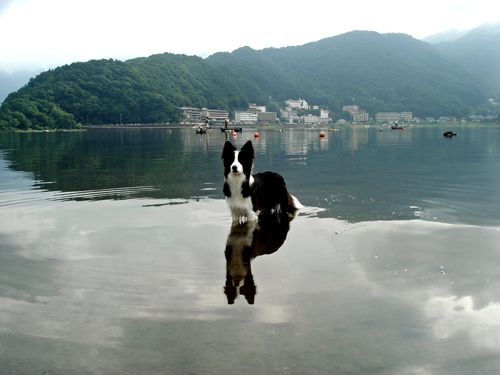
207,31 -> 485,118
421,28 -> 472,44
430,22 -> 500,99
0,28 -> 497,131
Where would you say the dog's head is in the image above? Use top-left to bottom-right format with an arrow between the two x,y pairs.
222,140 -> 255,179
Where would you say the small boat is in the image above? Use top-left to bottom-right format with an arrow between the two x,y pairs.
391,121 -> 404,129
220,127 -> 242,132
196,126 -> 211,134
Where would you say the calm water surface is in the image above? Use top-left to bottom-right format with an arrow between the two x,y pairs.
1,126 -> 500,374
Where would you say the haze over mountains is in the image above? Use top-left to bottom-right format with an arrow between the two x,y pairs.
0,23 -> 498,130
432,22 -> 500,100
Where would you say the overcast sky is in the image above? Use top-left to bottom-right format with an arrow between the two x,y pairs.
0,0 -> 499,74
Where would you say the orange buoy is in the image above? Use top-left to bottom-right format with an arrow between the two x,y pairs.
328,129 -> 332,132
319,131 -> 325,137
254,133 -> 259,138
403,127 -> 406,131
232,132 -> 237,136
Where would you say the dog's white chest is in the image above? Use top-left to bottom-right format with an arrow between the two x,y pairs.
225,174 -> 257,223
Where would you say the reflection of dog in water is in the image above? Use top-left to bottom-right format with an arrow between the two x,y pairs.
224,217 -> 290,304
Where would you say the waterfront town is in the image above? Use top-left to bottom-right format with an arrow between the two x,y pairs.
179,99 -> 418,126
178,98 -> 498,127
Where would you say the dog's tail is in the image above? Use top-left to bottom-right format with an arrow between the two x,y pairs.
290,195 -> 304,210
286,195 -> 304,220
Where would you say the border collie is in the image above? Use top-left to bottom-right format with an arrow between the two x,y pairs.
221,140 -> 303,223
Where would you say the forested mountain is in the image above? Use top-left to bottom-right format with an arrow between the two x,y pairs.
208,31 -> 486,119
432,23 -> 500,100
0,30 -> 494,131
0,54 -> 250,130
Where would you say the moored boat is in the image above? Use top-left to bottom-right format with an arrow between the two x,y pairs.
220,127 -> 242,132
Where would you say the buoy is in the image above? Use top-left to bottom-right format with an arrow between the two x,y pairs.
380,128 -> 383,131
403,127 -> 406,131
254,133 -> 259,138
232,132 -> 237,136
329,129 -> 332,132
319,131 -> 325,137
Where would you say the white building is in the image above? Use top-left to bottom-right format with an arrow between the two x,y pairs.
320,109 -> 330,118
235,111 -> 258,124
375,112 -> 401,123
248,103 -> 266,113
301,114 -> 318,124
352,112 -> 369,123
285,98 -> 309,109
178,107 -> 229,124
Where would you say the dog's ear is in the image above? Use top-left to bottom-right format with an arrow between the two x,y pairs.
222,141 -> 236,159
240,141 -> 255,160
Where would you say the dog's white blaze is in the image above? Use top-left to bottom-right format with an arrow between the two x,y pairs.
229,151 -> 244,174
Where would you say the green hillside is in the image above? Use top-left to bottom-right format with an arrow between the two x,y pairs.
0,30 -> 493,131
0,54 -> 250,131
208,31 -> 486,119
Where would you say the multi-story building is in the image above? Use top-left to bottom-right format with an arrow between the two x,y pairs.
257,112 -> 276,123
375,112 -> 412,123
343,105 -> 369,123
200,108 -> 229,125
178,107 -> 229,125
281,108 -> 298,118
352,112 -> 369,123
301,114 -> 318,124
235,111 -> 258,124
400,112 -> 413,121
285,98 -> 309,109
320,109 -> 330,118
280,108 -> 299,123
248,103 -> 266,113
375,112 -> 402,123
178,107 -> 202,123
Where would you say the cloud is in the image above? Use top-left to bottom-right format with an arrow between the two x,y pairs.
0,0 -> 499,74
0,0 -> 16,14
426,296 -> 500,351
0,0 -> 30,16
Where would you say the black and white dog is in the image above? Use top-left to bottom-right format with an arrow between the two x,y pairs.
222,140 -> 303,223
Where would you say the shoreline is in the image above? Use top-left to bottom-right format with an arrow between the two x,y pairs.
1,122 -> 498,133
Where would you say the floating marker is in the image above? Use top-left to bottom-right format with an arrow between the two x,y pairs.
319,131 -> 325,137
254,133 -> 259,138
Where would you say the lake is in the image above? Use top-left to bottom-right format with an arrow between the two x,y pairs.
1,126 -> 500,374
